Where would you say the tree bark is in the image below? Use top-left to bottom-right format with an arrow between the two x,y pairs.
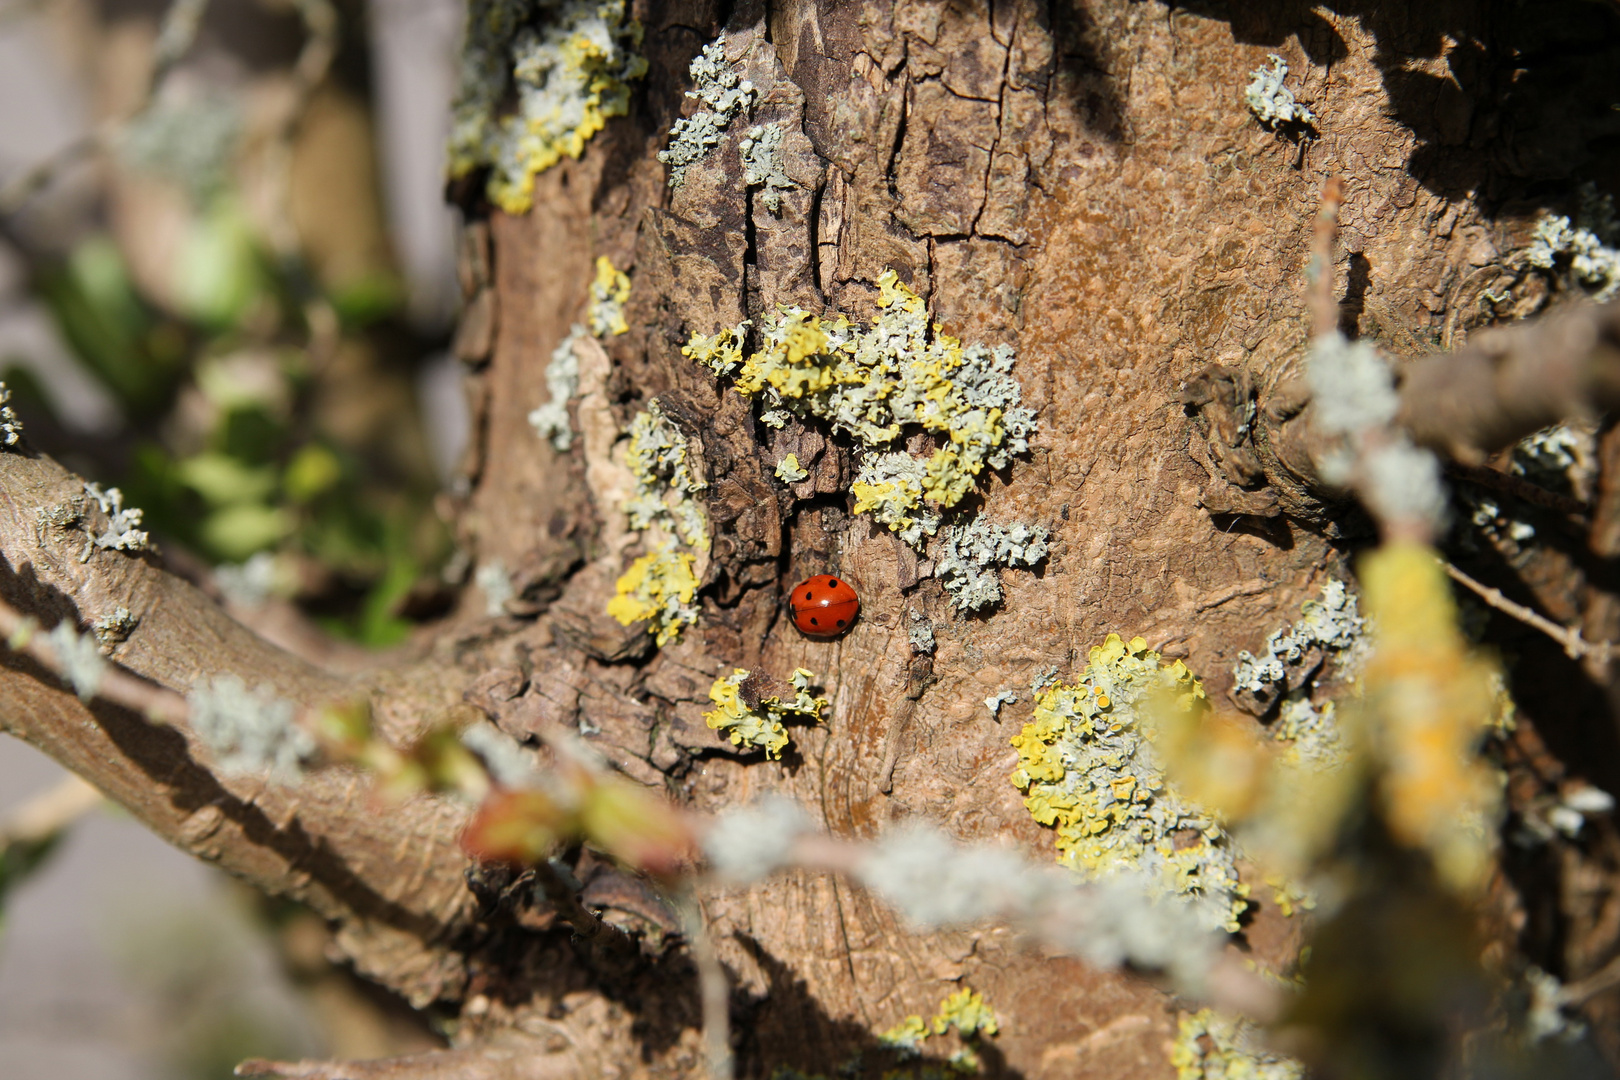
6,1 -> 1620,1077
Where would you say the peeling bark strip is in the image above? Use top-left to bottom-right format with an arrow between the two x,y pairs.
6,1 -> 1620,1077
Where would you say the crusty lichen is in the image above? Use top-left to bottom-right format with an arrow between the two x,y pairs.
607,399 -> 708,645
936,519 -> 1049,612
528,325 -> 585,451
1010,633 -> 1248,931
1232,578 -> 1364,704
448,0 -> 647,215
1172,1008 -> 1303,1080
1244,54 -> 1315,129
1527,186 -> 1620,302
658,34 -> 755,187
685,271 -> 1035,548
81,482 -> 149,561
703,667 -> 826,758
0,382 -> 23,448
740,122 -> 793,213
587,255 -> 630,337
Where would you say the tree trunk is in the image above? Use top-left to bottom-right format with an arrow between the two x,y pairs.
6,1 -> 1620,1077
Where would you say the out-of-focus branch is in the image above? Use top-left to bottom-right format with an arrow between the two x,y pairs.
674,892 -> 732,1080
0,772 -> 101,841
0,0 -> 213,217
1308,175 -> 1345,338
1397,300 -> 1620,461
237,1045 -> 582,1080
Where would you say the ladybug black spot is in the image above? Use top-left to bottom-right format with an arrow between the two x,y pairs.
804,591 -> 813,601
828,579 -> 839,587
810,617 -> 820,625
836,619 -> 846,628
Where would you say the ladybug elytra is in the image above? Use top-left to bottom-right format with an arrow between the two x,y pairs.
790,575 -> 860,637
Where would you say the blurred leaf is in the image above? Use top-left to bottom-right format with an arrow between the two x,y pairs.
283,444 -> 343,503
329,272 -> 404,328
202,504 -> 294,559
173,201 -> 266,329
176,452 -> 277,506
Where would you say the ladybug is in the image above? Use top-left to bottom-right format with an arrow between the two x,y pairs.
790,575 -> 860,638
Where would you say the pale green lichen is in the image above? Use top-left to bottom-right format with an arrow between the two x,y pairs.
476,559 -> 515,617
984,690 -> 1018,718
81,482 -> 149,561
740,122 -> 793,213
703,667 -> 826,758
658,35 -> 755,187
1010,633 -> 1249,932
528,325 -> 585,451
448,0 -> 647,215
1272,695 -> 1346,771
936,519 -> 1049,612
91,607 -> 137,648
587,255 -> 630,337
684,270 -> 1035,548
48,622 -> 105,701
188,673 -> 313,781
1172,1009 -> 1303,1080
623,400 -> 708,552
908,609 -> 936,655
1527,186 -> 1620,302
608,399 -> 709,645
774,453 -> 808,483
1244,54 -> 1314,129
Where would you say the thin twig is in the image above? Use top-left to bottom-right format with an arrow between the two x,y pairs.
1446,461 -> 1592,520
1444,561 -> 1617,664
1308,175 -> 1345,339
531,859 -> 636,954
675,891 -> 732,1080
0,595 -> 190,724
0,773 -> 101,842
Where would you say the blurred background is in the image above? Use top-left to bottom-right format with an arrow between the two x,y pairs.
0,0 -> 472,1072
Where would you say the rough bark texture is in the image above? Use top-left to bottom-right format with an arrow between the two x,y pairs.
7,1 -> 1620,1077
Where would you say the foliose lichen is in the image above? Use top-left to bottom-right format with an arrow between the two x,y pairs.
606,546 -> 700,647
1244,54 -> 1315,129
703,667 -> 827,758
985,689 -> 1018,718
1272,695 -> 1346,771
907,609 -> 936,655
0,382 -> 23,447
878,1015 -> 930,1059
684,270 -> 1035,548
448,0 -> 647,215
1527,186 -> 1620,302
528,325 -> 585,451
1010,633 -> 1248,931
774,453 -> 808,483
1231,579 -> 1365,700
587,256 -> 630,337
935,519 -> 1049,612
879,988 -> 999,1063
187,672 -> 313,780
1171,1008 -> 1303,1080
740,122 -> 794,213
81,482 -> 149,561
658,35 -> 755,187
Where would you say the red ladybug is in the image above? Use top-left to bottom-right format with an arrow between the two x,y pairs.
790,575 -> 860,637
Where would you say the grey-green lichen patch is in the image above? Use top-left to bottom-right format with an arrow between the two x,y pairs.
1273,694 -> 1346,770
119,96 -> 240,203
448,0 -> 647,215
528,325 -> 585,451
607,400 -> 709,646
188,673 -> 313,780
91,607 -> 137,649
1512,423 -> 1591,496
936,519 -> 1049,612
49,622 -> 106,701
81,482 -> 149,562
907,609 -> 936,655
985,689 -> 1018,718
587,256 -> 630,337
0,383 -> 22,448
684,271 -> 1035,549
774,453 -> 808,483
1244,54 -> 1315,129
476,559 -> 515,617
1232,578 -> 1365,708
1528,186 -> 1620,302
1011,634 -> 1249,932
658,35 -> 755,188
740,123 -> 793,213
1172,1008 -> 1304,1080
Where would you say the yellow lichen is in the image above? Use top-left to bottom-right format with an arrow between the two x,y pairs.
607,545 -> 698,646
931,988 -> 999,1039
703,667 -> 827,758
1010,634 -> 1249,931
448,0 -> 647,215
587,256 -> 630,336
1172,1009 -> 1303,1080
